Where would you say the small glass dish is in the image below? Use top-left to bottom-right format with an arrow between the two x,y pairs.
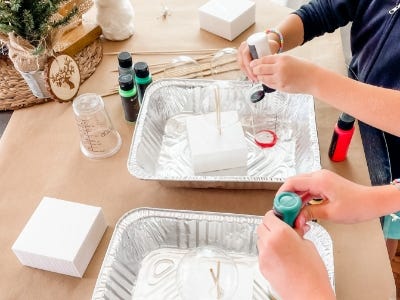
210,48 -> 245,80
163,56 -> 203,79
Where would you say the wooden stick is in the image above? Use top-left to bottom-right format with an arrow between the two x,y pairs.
152,62 -> 239,79
209,261 -> 222,300
103,49 -> 222,56
100,90 -> 119,98
111,53 -> 217,74
102,65 -> 240,98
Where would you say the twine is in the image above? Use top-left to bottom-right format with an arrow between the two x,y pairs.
7,32 -> 48,73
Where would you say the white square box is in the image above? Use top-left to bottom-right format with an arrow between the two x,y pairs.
186,110 -> 248,173
12,197 -> 107,277
198,0 -> 256,41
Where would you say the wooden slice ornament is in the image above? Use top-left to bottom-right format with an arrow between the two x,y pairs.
45,54 -> 81,102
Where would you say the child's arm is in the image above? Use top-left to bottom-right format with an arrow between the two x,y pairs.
250,55 -> 400,137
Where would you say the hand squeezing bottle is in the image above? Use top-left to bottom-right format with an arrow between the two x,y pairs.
273,192 -> 302,227
246,32 -> 275,103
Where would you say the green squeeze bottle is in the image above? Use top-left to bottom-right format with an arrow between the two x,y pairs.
273,192 -> 302,227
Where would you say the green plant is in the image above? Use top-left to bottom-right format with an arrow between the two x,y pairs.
0,0 -> 77,51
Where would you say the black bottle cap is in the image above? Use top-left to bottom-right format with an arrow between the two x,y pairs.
250,84 -> 275,103
119,74 -> 134,91
134,62 -> 149,78
118,52 -> 132,68
337,113 -> 355,130
250,90 -> 265,103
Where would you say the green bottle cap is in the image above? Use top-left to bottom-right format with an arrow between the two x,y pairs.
273,192 -> 302,227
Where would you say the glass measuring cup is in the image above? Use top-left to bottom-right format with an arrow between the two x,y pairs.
72,93 -> 122,159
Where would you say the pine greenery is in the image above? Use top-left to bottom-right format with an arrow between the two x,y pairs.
0,0 -> 77,49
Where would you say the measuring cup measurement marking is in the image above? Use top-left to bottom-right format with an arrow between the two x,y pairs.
77,119 -> 114,152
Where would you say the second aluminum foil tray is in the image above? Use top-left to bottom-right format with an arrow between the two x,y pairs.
92,208 -> 334,299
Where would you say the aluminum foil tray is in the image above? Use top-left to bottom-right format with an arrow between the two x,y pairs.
128,79 -> 321,189
92,208 -> 334,300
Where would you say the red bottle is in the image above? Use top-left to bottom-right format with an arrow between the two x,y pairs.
328,113 -> 355,162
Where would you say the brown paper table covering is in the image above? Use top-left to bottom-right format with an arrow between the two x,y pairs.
0,0 -> 395,299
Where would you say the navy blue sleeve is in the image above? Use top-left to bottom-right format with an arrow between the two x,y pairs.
293,0 -> 358,43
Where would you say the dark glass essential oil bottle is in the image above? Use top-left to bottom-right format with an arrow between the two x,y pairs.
118,74 -> 140,123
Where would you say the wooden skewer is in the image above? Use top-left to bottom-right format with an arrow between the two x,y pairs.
111,53 -> 217,74
103,49 -> 221,56
102,64 -> 240,98
102,57 -> 240,98
209,261 -> 222,300
100,90 -> 119,98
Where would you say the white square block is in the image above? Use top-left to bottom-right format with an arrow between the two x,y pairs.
12,197 -> 107,277
186,111 -> 248,173
198,0 -> 256,41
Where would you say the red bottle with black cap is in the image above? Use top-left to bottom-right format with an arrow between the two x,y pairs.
328,113 -> 355,162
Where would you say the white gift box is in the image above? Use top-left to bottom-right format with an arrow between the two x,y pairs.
198,0 -> 256,41
186,111 -> 248,173
12,197 -> 107,277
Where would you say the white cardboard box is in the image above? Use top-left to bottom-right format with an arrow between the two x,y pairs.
186,111 -> 248,173
12,197 -> 107,277
198,0 -> 256,41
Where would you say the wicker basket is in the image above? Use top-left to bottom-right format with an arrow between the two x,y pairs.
0,38 -> 103,111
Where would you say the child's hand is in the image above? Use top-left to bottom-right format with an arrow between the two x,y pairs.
237,39 -> 280,82
249,54 -> 317,94
257,210 -> 336,299
278,169 -> 373,227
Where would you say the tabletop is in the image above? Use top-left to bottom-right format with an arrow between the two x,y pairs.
0,0 -> 395,299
